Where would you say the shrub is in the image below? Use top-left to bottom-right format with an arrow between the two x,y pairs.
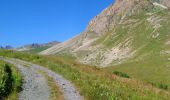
159,83 -> 168,90
0,64 -> 13,97
149,82 -> 169,90
113,71 -> 130,78
0,62 -> 22,99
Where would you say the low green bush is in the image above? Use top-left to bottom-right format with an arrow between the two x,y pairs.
159,83 -> 168,90
0,64 -> 13,97
113,71 -> 130,78
148,82 -> 169,90
0,61 -> 22,99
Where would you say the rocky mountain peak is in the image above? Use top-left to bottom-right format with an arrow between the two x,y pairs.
86,0 -> 152,35
86,0 -> 170,36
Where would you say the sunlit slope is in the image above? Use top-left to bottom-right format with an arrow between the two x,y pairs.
41,0 -> 170,67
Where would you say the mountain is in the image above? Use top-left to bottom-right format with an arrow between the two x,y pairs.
41,0 -> 170,67
16,41 -> 60,53
0,45 -> 13,50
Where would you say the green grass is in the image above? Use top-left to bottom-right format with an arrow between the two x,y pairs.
0,60 -> 22,100
0,50 -> 170,100
25,46 -> 50,54
109,59 -> 168,86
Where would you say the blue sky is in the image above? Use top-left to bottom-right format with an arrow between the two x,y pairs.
0,0 -> 113,47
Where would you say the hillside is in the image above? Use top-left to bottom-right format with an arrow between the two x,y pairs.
40,0 -> 170,91
41,0 -> 170,67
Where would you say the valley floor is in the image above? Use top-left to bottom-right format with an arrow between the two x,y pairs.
0,50 -> 170,100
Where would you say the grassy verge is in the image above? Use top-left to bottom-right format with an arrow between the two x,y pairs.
0,50 -> 170,100
0,60 -> 22,100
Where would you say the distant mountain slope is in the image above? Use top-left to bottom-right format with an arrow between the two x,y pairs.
41,0 -> 170,67
16,41 -> 60,53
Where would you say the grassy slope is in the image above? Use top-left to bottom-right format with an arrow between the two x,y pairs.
0,60 -> 22,100
25,46 -> 50,54
102,9 -> 170,90
0,50 -> 170,100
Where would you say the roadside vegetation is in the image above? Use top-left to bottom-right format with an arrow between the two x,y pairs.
0,60 -> 22,100
0,50 -> 170,100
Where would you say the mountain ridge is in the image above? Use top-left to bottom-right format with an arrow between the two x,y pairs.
16,41 -> 60,53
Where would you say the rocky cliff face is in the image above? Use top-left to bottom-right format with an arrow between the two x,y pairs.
41,0 -> 170,67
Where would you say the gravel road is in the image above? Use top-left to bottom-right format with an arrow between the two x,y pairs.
3,59 -> 50,100
2,58 -> 83,100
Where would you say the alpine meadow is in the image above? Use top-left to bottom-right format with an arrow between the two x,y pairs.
1,0 -> 170,100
